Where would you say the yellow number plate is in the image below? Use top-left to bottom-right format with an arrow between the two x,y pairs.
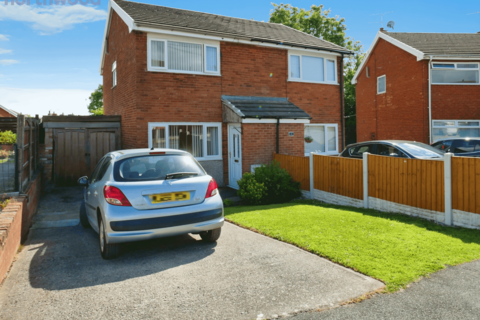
150,192 -> 190,204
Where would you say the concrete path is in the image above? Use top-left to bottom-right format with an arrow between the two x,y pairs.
287,260 -> 480,320
0,188 -> 384,320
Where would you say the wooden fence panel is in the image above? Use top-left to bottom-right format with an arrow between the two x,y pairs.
273,153 -> 310,191
368,155 -> 444,212
452,157 -> 480,215
313,155 -> 363,200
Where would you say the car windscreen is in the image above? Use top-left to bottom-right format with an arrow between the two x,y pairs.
397,142 -> 444,158
113,154 -> 205,182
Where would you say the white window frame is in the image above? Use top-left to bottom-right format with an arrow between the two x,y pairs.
112,61 -> 117,88
304,123 -> 339,156
288,50 -> 338,85
147,34 -> 221,76
148,122 -> 223,161
147,39 -> 167,71
377,75 -> 386,94
432,119 -> 480,141
204,44 -> 220,74
431,62 -> 480,85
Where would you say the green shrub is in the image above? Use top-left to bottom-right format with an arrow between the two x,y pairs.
0,131 -> 16,145
237,161 -> 301,205
237,172 -> 267,205
223,198 -> 234,207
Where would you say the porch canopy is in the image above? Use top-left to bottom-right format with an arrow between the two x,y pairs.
221,95 -> 311,123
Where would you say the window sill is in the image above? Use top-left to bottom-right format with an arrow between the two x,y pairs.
112,85 -> 116,89
432,83 -> 480,86
194,156 -> 222,161
377,91 -> 386,95
288,78 -> 339,85
147,68 -> 221,77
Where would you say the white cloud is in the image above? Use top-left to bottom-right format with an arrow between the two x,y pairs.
0,59 -> 19,65
0,5 -> 107,35
0,49 -> 12,54
0,87 -> 91,116
0,34 -> 9,41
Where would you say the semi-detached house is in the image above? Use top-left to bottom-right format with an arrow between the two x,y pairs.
353,29 -> 480,144
100,0 -> 352,187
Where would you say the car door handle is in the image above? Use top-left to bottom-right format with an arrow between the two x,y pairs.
94,191 -> 98,196
87,191 -> 91,195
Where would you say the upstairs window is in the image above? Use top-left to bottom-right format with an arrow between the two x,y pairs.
377,75 -> 386,94
112,61 -> 117,87
289,54 -> 337,84
432,63 -> 479,84
148,38 -> 220,75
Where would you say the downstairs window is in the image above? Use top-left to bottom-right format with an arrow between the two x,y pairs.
149,123 -> 222,160
304,124 -> 338,156
432,120 -> 480,141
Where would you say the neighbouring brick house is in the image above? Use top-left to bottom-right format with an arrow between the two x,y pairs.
100,0 -> 352,187
353,30 -> 480,144
0,105 -> 17,118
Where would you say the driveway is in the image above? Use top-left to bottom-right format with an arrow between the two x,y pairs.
0,187 -> 383,320
288,260 -> 480,320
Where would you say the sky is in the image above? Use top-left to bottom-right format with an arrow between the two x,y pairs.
0,0 -> 479,116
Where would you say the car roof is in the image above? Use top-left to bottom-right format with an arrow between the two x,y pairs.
108,148 -> 190,161
345,140 -> 422,148
434,138 -> 480,141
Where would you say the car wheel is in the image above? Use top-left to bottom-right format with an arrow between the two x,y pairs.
99,217 -> 119,260
200,228 -> 221,242
79,201 -> 90,228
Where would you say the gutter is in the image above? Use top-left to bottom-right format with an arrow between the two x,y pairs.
428,56 -> 433,144
276,118 -> 280,154
340,53 -> 345,150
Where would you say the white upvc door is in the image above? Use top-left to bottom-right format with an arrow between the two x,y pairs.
228,124 -> 242,189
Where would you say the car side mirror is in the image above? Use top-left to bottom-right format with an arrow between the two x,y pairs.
78,176 -> 89,186
390,153 -> 399,158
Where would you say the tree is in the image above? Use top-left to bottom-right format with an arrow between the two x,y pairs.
88,84 -> 104,116
269,3 -> 364,144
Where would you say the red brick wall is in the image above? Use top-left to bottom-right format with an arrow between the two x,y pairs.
103,11 -> 138,148
221,42 -> 288,97
0,201 -> 22,284
241,123 -> 304,173
431,67 -> 480,119
356,38 -> 429,143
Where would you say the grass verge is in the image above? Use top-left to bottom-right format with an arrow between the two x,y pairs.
225,200 -> 480,292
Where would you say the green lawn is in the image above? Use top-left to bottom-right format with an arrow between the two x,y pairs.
225,200 -> 480,291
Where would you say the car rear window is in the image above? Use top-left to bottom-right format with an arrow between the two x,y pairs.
113,154 -> 205,182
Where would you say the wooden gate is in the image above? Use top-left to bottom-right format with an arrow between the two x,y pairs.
45,116 -> 121,186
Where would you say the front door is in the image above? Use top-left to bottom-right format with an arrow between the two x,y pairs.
228,124 -> 242,189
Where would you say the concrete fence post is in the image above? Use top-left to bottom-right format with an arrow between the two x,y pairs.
444,153 -> 453,226
309,152 -> 314,199
363,152 -> 369,209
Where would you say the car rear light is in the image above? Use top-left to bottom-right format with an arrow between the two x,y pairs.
205,179 -> 218,199
103,186 -> 132,206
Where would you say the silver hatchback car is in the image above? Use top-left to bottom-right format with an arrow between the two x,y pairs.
78,149 -> 224,259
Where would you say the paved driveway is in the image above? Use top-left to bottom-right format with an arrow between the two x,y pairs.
0,188 -> 383,320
